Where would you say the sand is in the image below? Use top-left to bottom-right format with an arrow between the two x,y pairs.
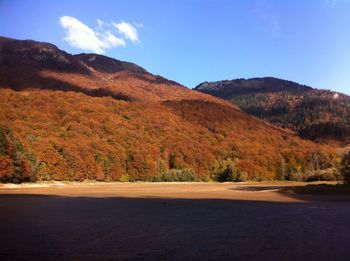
0,181 -> 349,260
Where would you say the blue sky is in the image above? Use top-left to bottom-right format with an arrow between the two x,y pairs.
1,0 -> 350,93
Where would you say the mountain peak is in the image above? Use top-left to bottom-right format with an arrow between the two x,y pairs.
75,53 -> 147,74
0,36 -> 90,74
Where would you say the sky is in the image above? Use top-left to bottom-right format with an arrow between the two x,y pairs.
1,0 -> 350,93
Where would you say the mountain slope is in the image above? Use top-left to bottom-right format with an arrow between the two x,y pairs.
195,77 -> 350,145
0,38 -> 337,182
0,36 -> 232,104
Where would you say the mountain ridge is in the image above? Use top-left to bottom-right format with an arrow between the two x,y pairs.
196,77 -> 315,96
0,36 -> 236,105
0,37 -> 338,182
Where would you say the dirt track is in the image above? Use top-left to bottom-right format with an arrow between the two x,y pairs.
1,182 -> 350,260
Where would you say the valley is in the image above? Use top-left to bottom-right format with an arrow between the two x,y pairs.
2,2 -> 350,260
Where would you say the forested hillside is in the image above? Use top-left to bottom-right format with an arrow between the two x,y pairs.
196,77 -> 350,145
0,38 -> 339,182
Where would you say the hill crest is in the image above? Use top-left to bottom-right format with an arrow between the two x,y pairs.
195,77 -> 350,145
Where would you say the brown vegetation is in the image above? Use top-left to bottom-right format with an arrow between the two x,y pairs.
0,37 -> 340,182
0,88 -> 337,182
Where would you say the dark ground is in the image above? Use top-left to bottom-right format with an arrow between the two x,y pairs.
0,182 -> 350,260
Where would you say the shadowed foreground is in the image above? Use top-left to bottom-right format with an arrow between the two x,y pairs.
1,182 -> 350,260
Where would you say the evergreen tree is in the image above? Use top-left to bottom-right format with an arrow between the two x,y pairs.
340,151 -> 350,184
0,126 -> 7,156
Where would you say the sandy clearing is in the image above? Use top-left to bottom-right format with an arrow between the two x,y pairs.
1,181 -> 349,260
0,181 -> 318,202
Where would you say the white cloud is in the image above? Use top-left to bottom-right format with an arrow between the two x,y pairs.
103,31 -> 125,47
59,16 -> 131,54
113,22 -> 139,43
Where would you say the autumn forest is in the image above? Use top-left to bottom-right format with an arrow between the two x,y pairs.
0,37 -> 345,183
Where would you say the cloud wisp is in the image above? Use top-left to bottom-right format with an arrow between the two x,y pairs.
113,22 -> 139,43
59,16 -> 139,54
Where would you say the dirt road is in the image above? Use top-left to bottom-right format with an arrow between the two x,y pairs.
1,182 -> 350,260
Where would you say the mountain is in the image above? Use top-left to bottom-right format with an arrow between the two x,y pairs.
0,36 -> 227,103
195,77 -> 350,145
0,38 -> 337,182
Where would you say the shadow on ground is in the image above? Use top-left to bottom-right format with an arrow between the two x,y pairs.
1,193 -> 350,260
277,184 -> 350,202
233,186 -> 284,191
231,183 -> 350,202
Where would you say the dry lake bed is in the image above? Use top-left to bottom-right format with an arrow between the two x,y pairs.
1,181 -> 350,260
